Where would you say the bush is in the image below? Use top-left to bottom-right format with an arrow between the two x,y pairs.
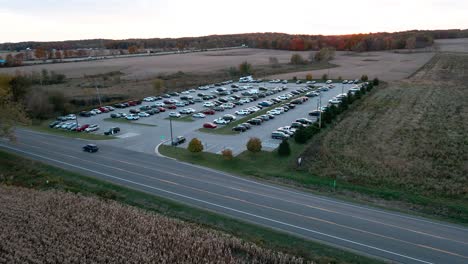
321,74 -> 328,80
290,54 -> 305,65
306,74 -> 313,81
361,75 -> 369,81
366,82 -> 374,91
305,123 -> 320,139
278,140 -> 291,156
268,57 -> 279,68
246,137 -> 262,153
294,128 -> 308,144
221,149 -> 233,160
292,76 -> 297,81
239,61 -> 252,76
373,77 -> 380,86
188,138 -> 203,153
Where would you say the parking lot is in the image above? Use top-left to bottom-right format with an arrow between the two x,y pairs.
53,79 -> 360,155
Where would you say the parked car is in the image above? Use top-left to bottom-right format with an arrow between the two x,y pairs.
84,124 -> 99,132
49,120 -> 61,128
129,109 -> 140,114
222,114 -> 236,122
192,113 -> 206,118
171,136 -> 186,146
169,112 -> 181,118
166,104 -> 177,109
271,131 -> 289,140
203,122 -> 217,129
308,110 -> 322,116
83,144 -> 99,153
296,118 -> 314,125
214,118 -> 229,125
126,114 -> 140,120
104,127 -> 120,135
138,112 -> 150,117
76,124 -> 90,132
203,109 -> 216,115
232,125 -> 247,132
247,119 -> 262,125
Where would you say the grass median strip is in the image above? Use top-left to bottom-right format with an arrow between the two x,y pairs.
104,118 -> 157,126
0,149 -> 381,264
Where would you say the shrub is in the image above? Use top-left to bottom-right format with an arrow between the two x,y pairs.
294,128 -> 308,144
246,137 -> 262,153
290,54 -> 305,65
268,57 -> 279,68
221,149 -> 233,160
188,138 -> 203,153
278,140 -> 291,156
373,77 -> 380,86
321,74 -> 328,80
306,74 -> 313,81
239,61 -> 252,76
361,74 -> 369,81
292,76 -> 297,81
305,123 -> 320,139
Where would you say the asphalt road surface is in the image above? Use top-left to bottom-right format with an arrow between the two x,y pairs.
1,129 -> 467,264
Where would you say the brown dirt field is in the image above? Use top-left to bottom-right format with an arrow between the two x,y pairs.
0,48 -> 312,80
0,185 -> 310,264
303,53 -> 468,199
434,38 -> 468,53
267,50 -> 435,81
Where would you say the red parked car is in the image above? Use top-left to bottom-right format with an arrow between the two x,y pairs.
158,107 -> 166,112
203,109 -> 216,115
128,101 -> 137,106
203,122 -> 217,129
76,124 -> 90,132
98,107 -> 109,113
166,104 -> 177,109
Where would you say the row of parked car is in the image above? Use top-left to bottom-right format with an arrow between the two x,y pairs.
271,118 -> 315,140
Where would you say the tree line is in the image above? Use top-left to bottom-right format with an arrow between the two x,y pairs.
2,29 -> 467,54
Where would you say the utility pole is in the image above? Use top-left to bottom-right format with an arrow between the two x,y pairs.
95,82 -> 102,107
169,118 -> 174,146
318,92 -> 322,129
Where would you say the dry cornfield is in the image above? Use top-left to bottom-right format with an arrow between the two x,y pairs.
0,186 -> 312,264
303,53 -> 468,198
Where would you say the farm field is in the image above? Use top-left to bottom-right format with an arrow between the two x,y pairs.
434,38 -> 468,53
0,186 -> 309,264
302,53 -> 468,220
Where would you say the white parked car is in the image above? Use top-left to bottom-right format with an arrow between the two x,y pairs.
85,124 -> 99,132
91,109 -> 101,114
267,110 -> 281,115
126,114 -> 140,120
326,80 -> 333,84
192,113 -> 206,118
143,97 -> 155,102
213,118 -> 229,125
154,102 -> 165,107
138,112 -> 150,117
235,110 -> 250,115
169,112 -> 181,118
203,102 -> 215,107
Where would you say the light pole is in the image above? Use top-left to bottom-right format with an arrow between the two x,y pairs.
341,82 -> 344,95
169,118 -> 174,146
318,92 -> 322,129
95,82 -> 102,107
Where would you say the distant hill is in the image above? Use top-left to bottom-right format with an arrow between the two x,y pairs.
1,29 -> 467,52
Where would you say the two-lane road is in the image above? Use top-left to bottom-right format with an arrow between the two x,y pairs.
1,129 -> 467,264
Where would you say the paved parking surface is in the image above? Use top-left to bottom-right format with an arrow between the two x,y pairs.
75,81 -> 357,155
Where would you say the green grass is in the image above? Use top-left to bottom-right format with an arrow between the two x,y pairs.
164,116 -> 194,122
26,122 -> 115,140
0,149 -> 381,264
103,118 -> 157,126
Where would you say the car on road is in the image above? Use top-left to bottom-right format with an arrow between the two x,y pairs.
83,144 -> 99,153
84,124 -> 99,132
192,113 -> 206,118
104,127 -> 120,135
169,112 -> 181,118
171,136 -> 186,146
203,122 -> 217,129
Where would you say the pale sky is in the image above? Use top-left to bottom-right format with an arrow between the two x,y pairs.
1,0 -> 467,43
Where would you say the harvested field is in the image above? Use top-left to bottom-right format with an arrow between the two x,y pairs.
0,185 -> 310,264
0,48 -> 312,80
267,50 -> 434,81
434,38 -> 468,53
303,53 -> 468,200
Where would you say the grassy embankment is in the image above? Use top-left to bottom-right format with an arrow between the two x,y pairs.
0,150 -> 381,264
